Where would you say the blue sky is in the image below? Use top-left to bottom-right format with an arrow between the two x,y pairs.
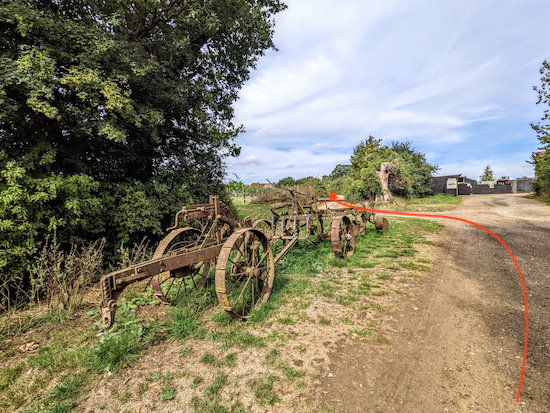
229,0 -> 550,184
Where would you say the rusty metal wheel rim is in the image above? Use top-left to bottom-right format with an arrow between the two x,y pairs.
330,216 -> 355,258
375,216 -> 389,232
215,228 -> 274,319
150,228 -> 213,303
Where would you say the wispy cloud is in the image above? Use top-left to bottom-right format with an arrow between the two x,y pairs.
235,156 -> 263,166
310,142 -> 329,151
231,0 -> 550,182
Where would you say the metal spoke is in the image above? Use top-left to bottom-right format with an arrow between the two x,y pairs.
235,277 -> 251,313
164,277 -> 175,298
174,278 -> 184,299
227,257 -> 246,271
227,273 -> 247,295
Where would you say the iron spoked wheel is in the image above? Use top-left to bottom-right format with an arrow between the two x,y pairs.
215,228 -> 275,319
152,260 -> 215,303
303,218 -> 323,244
374,216 -> 389,232
330,216 -> 355,258
150,227 -> 213,303
252,219 -> 275,245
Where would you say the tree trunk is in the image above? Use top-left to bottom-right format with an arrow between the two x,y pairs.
375,162 -> 394,202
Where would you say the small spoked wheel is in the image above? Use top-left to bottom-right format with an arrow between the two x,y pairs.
307,219 -> 323,243
215,228 -> 275,319
331,216 -> 355,258
150,227 -> 213,303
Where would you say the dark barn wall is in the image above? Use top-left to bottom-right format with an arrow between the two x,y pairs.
432,176 -> 459,196
472,184 -> 512,194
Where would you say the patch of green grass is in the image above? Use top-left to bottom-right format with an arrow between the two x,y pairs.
225,352 -> 237,367
135,382 -> 148,396
376,273 -> 393,280
399,261 -> 430,271
211,311 -> 234,326
283,367 -> 305,379
88,330 -> 143,373
526,194 -> 550,205
265,349 -> 280,364
370,304 -> 390,312
350,329 -> 375,338
376,251 -> 398,258
218,328 -> 265,349
377,336 -> 391,345
277,317 -> 295,325
372,291 -> 388,296
206,373 -> 229,397
340,317 -> 353,324
294,345 -> 307,353
234,203 -> 273,220
336,294 -> 358,306
191,375 -> 204,389
417,258 -> 432,263
21,375 -> 83,413
160,386 -> 176,402
201,352 -> 223,368
328,257 -> 348,268
180,346 -> 193,356
169,292 -> 216,340
0,364 -> 23,390
247,374 -> 280,406
357,261 -> 379,268
319,317 -> 331,325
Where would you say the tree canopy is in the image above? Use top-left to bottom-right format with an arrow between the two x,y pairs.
0,0 -> 286,307
344,137 -> 438,200
480,164 -> 495,182
532,60 -> 550,195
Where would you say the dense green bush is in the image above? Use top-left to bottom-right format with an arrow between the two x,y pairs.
0,0 -> 286,308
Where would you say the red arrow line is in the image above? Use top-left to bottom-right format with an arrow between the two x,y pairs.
328,191 -> 529,402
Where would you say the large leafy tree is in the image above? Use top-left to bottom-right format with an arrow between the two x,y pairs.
0,0 -> 286,307
532,60 -> 550,195
345,137 -> 438,200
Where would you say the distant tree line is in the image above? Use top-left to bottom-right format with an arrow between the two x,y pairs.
272,137 -> 439,201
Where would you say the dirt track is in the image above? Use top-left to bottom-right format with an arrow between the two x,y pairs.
312,194 -> 550,412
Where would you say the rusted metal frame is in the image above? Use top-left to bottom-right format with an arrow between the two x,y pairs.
103,244 -> 223,291
273,236 -> 299,266
199,216 -> 220,250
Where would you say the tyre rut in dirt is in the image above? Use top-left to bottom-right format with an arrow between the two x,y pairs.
215,228 -> 275,319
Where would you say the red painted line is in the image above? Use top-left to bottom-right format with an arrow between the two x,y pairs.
328,191 -> 529,402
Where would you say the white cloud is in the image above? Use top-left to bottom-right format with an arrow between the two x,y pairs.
230,0 -> 550,183
309,142 -> 329,151
235,156 -> 263,166
251,126 -> 281,138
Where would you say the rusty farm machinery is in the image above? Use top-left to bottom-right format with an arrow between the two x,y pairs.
99,190 -> 389,328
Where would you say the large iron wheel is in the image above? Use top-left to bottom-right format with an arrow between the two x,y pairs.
252,219 -> 275,245
151,228 -> 213,303
331,216 -> 355,258
215,228 -> 275,319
